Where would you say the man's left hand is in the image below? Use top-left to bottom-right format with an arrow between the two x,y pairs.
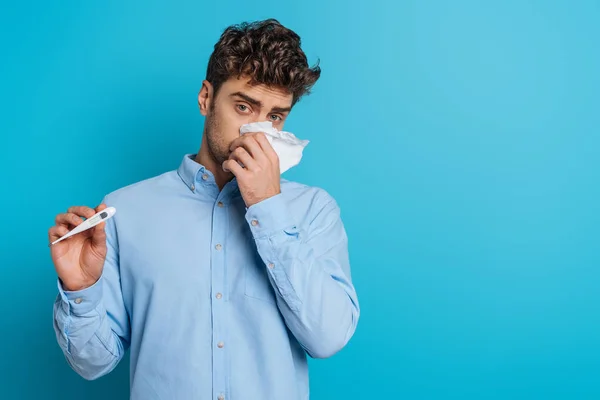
223,132 -> 281,207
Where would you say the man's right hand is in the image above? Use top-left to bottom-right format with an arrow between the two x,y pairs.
48,204 -> 109,291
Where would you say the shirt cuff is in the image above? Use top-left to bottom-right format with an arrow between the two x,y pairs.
57,277 -> 103,315
245,193 -> 296,238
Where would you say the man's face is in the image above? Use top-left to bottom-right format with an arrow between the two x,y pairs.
199,76 -> 294,165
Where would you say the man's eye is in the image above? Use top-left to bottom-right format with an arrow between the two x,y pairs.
237,105 -> 249,112
269,114 -> 282,122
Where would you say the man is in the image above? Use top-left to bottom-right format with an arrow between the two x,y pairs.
49,19 -> 359,400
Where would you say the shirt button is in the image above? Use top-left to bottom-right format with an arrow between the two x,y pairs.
217,201 -> 224,207
202,173 -> 209,180
190,184 -> 195,191
74,298 -> 82,304
215,244 -> 222,251
217,341 -> 224,348
217,394 -> 225,400
268,263 -> 275,269
251,219 -> 259,226
215,293 -> 222,299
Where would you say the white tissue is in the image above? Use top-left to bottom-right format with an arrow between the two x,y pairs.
239,121 -> 309,174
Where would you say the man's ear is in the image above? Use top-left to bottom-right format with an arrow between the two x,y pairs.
198,80 -> 214,116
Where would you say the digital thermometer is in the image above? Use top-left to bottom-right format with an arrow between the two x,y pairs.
50,207 -> 116,246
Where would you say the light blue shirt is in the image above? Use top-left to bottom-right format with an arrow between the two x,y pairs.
53,154 -> 360,400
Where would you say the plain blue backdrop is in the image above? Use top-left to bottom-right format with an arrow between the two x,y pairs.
1,1 -> 599,399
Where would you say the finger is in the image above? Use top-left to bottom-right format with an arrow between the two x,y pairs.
253,132 -> 278,162
222,159 -> 247,177
67,206 -> 96,219
228,135 -> 247,152
48,225 -> 69,242
230,135 -> 267,163
229,147 -> 258,170
55,212 -> 84,228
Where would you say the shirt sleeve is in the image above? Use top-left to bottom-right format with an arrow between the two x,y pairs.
245,191 -> 360,359
52,203 -> 130,380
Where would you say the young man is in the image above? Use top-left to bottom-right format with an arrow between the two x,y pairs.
49,19 -> 359,400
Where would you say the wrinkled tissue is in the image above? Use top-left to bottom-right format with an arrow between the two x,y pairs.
239,121 -> 309,174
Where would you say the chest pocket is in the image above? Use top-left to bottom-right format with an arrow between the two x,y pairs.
243,238 -> 277,304
227,204 -> 277,305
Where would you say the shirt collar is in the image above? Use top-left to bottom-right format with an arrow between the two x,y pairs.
177,154 -> 218,192
176,153 -> 240,196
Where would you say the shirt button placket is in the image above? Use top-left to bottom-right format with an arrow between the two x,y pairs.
211,197 -> 227,400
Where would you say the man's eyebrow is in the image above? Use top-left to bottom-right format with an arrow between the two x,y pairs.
230,92 -> 262,107
270,106 -> 292,114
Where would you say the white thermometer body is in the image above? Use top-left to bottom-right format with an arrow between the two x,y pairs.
50,207 -> 116,246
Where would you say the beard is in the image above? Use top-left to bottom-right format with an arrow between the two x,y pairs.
204,102 -> 231,166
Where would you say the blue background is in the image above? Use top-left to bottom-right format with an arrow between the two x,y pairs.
1,1 -> 599,399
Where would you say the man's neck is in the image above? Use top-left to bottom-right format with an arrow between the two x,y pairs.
195,136 -> 233,191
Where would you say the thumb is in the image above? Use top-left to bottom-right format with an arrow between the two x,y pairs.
91,204 -> 108,248
91,221 -> 107,247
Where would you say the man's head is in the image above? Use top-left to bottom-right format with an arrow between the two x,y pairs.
198,19 -> 320,166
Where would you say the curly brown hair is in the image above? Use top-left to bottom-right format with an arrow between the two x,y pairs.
206,19 -> 321,106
